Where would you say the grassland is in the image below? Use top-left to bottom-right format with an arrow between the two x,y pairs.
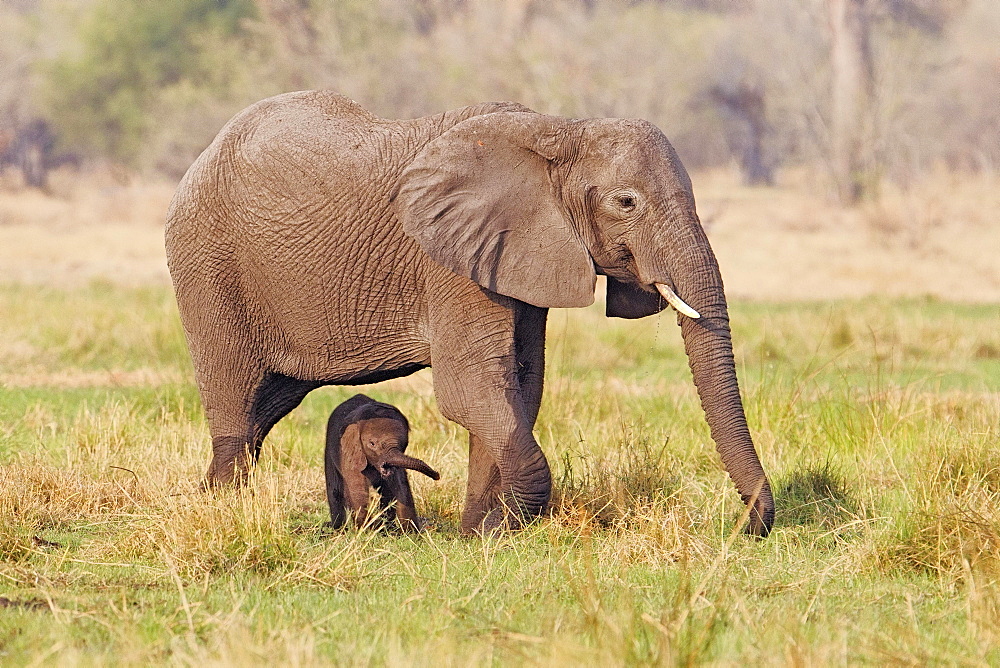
1,280 -> 998,665
3,167 -> 1000,301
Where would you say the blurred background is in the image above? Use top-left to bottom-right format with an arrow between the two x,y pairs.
1,0 -> 998,299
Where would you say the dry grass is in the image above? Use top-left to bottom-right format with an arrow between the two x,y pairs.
2,167 -> 999,301
0,170 -> 172,286
1,170 -> 999,663
699,167 -> 1000,302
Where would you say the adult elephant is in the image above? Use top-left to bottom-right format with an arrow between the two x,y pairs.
165,91 -> 774,537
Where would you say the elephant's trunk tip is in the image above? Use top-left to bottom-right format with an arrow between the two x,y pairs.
655,283 -> 700,319
742,477 -> 774,539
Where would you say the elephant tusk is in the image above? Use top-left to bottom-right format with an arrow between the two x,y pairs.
655,283 -> 701,319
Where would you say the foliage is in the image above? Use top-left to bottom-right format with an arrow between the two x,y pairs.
39,0 -> 258,170
2,0 -> 995,186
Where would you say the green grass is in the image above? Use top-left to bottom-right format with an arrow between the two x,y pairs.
1,283 -> 999,664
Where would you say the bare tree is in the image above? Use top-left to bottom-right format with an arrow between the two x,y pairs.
828,0 -> 876,203
710,83 -> 774,186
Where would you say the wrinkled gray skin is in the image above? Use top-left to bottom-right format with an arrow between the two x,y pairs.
165,91 -> 774,537
325,394 -> 439,532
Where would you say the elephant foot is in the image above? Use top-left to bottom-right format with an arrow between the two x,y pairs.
460,488 -> 501,534
395,512 -> 422,534
386,516 -> 425,534
459,433 -> 552,535
204,436 -> 255,488
479,506 -> 523,535
463,491 -> 545,536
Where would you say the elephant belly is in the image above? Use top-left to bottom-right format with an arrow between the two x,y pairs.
238,259 -> 432,383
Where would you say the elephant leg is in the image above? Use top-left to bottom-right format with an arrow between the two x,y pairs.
247,372 -> 319,461
178,287 -> 266,487
199,363 -> 266,488
325,467 -> 348,529
462,433 -> 502,530
461,303 -> 548,529
344,468 -> 375,528
324,439 -> 349,529
428,282 -> 551,534
204,371 -> 316,487
514,303 -> 548,428
377,469 -> 420,532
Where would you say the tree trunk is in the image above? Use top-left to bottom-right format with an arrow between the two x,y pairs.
710,84 -> 774,186
829,0 -> 875,204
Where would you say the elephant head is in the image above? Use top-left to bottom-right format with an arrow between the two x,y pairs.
347,409 -> 441,483
395,111 -> 773,536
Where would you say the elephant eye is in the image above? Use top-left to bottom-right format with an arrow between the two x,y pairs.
617,194 -> 636,211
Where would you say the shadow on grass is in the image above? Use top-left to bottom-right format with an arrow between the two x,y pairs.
550,436 -> 683,527
774,461 -> 861,531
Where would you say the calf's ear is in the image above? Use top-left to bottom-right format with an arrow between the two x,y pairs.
340,423 -> 369,473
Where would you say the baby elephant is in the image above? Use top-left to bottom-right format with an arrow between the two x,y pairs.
325,394 -> 440,531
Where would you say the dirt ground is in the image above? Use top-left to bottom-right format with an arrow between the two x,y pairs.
1,167 -> 997,302
0,173 -> 172,286
697,168 -> 1000,302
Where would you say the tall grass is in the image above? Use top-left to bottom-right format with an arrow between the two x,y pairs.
1,285 -> 998,664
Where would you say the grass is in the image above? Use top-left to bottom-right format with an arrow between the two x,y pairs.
1,282 -> 999,665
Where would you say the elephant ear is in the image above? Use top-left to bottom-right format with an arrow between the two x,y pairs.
605,277 -> 668,319
339,423 -> 369,474
394,112 -> 596,308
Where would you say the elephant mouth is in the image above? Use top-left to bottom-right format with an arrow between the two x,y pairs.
378,463 -> 395,479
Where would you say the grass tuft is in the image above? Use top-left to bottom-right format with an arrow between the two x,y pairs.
884,503 -> 1000,579
775,461 -> 861,530
551,430 -> 683,528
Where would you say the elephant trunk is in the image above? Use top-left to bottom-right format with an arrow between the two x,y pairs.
648,211 -> 774,536
380,449 -> 441,480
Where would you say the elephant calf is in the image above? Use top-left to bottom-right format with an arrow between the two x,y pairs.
325,394 -> 440,531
